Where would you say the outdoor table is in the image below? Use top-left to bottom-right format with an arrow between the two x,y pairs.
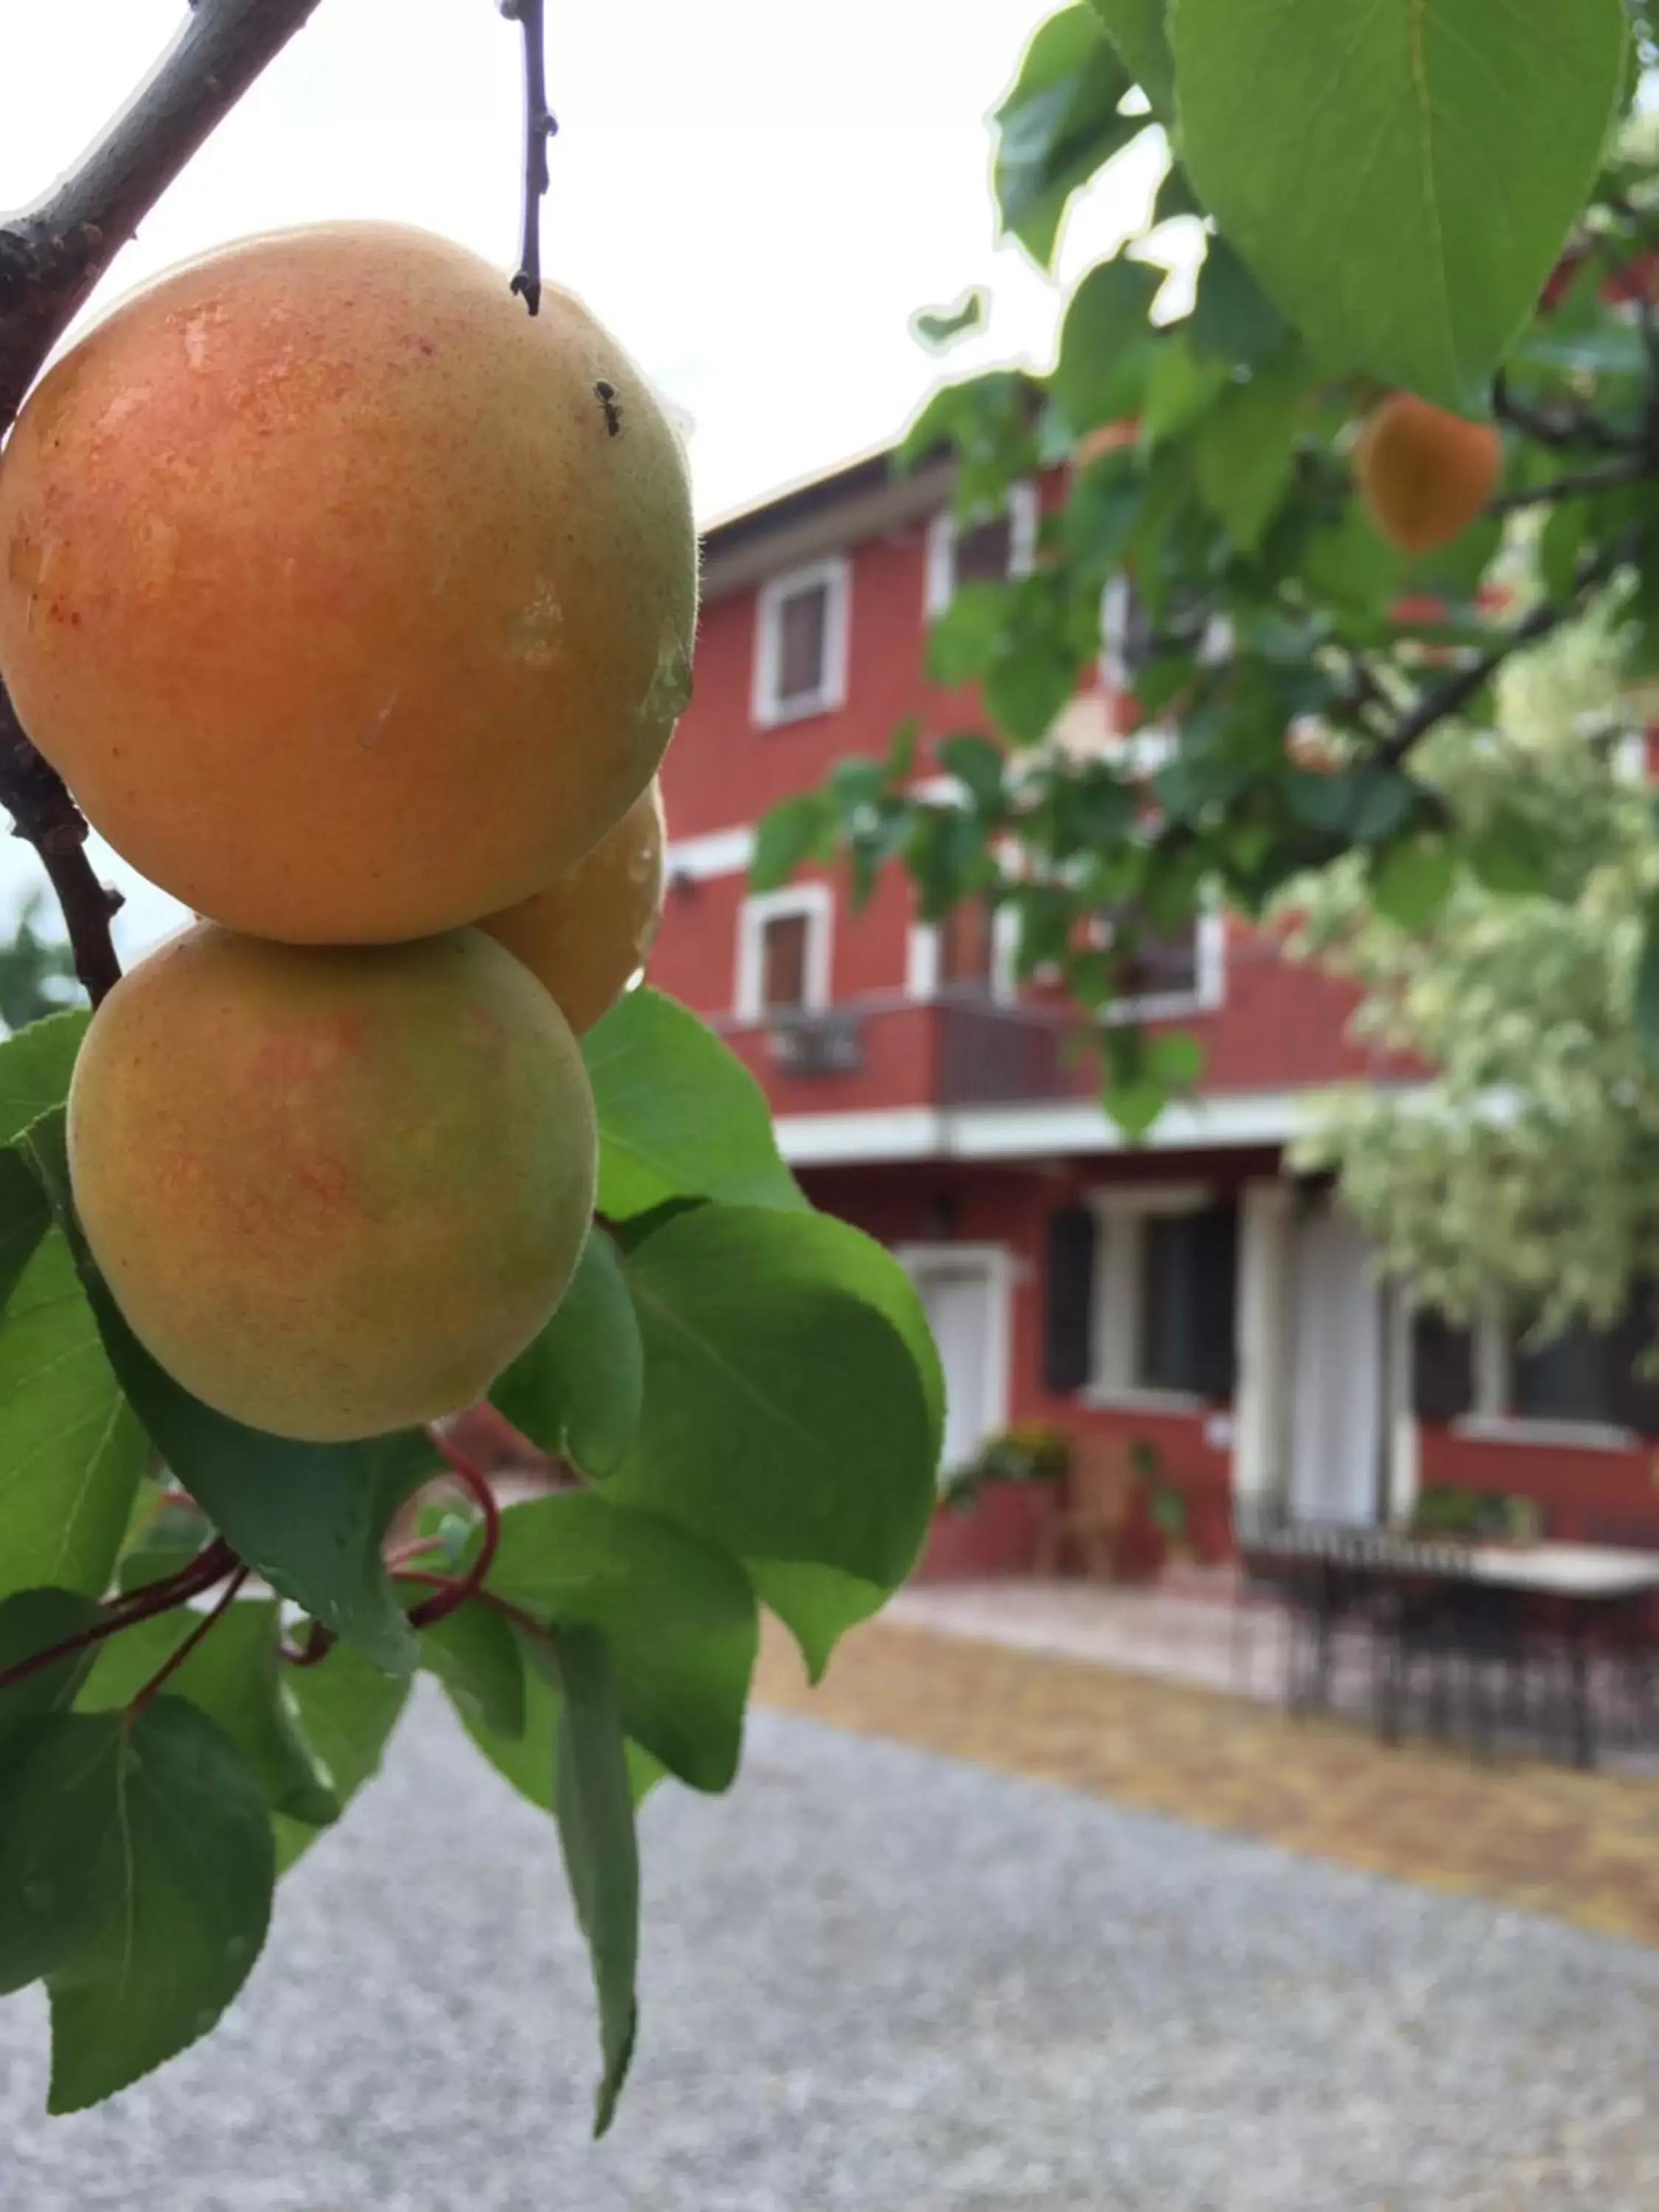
1258,1530 -> 1659,1767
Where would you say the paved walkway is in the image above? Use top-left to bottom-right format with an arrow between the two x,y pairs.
7,1688 -> 1659,2211
756,1610 -> 1659,1947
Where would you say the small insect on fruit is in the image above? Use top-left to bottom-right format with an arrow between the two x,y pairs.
595,378 -> 624,437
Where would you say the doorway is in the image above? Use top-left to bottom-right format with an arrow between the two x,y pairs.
1287,1200 -> 1385,1526
897,1245 -> 1012,1478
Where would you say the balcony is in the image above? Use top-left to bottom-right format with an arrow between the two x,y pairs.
767,1007 -> 865,1077
720,992 -> 1082,1115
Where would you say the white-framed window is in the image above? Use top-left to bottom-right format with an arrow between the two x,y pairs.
905,897 -> 1021,1003
1095,906 -> 1226,1023
751,556 -> 852,728
1083,1187 -> 1239,1411
1455,1313 -> 1640,1450
925,481 -> 1040,619
735,884 -> 834,1021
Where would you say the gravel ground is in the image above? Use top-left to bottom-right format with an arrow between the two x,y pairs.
3,1685 -> 1659,2212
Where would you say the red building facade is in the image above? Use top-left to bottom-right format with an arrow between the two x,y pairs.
651,445 -> 1659,1568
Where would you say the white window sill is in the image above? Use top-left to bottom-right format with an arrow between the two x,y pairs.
1080,1385 -> 1210,1416
754,689 -> 841,729
1100,992 -> 1216,1026
1451,1416 -> 1637,1453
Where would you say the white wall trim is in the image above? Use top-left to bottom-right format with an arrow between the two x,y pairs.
1233,1180 -> 1294,1512
751,554 -> 852,728
1085,1183 -> 1213,1219
772,1086 -> 1415,1166
665,824 -> 757,883
894,1242 -> 1014,1471
1453,1413 -> 1637,1453
924,479 -> 1040,619
735,883 -> 834,1020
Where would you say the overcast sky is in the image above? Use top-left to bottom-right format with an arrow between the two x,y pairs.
0,0 -> 1163,956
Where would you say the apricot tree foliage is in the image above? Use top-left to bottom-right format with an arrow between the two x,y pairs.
759,0 -> 1659,1134
0,1 -> 939,2135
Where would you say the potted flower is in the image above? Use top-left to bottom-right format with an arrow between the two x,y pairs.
917,1422 -> 1071,1581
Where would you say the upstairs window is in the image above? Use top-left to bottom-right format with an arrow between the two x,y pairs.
753,557 -> 851,727
925,481 -> 1039,617
736,886 -> 833,1020
1095,906 -> 1225,1022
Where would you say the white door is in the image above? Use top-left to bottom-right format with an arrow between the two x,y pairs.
902,1248 -> 1010,1476
1287,1202 -> 1383,1525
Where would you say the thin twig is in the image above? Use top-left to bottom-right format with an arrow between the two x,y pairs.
402,1439 -> 503,1630
1485,455 -> 1654,516
127,1565 -> 249,1719
1490,368 -> 1639,457
393,1569 -> 547,1649
0,1538 -> 238,1698
498,0 -> 557,315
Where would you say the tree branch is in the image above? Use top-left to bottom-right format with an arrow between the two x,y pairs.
1485,455 -> 1654,517
0,1 -> 330,1001
0,1537 -> 238,1699
498,0 -> 557,316
0,0 -> 327,437
1379,541 -> 1630,769
1490,368 -> 1641,457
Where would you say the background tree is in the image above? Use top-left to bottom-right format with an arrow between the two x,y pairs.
1286,593 -> 1659,1338
762,1 -> 1659,1140
0,891 -> 79,1033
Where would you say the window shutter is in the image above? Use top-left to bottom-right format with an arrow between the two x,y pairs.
1604,1279 -> 1659,1434
1412,1310 -> 1475,1424
1189,1199 -> 1239,1402
1043,1206 -> 1097,1394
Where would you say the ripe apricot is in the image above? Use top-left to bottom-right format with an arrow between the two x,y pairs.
67,924 -> 596,1441
482,778 -> 665,1034
0,223 -> 697,945
1355,393 -> 1501,555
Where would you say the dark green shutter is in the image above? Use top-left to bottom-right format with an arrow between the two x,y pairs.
1043,1207 -> 1097,1394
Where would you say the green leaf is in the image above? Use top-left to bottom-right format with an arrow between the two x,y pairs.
0,1714 -> 128,1995
272,1641 -> 411,1874
1285,765 -> 1418,845
1540,498 -> 1592,603
553,1628 -> 641,2138
0,1231 -> 149,1609
936,733 -> 1008,815
615,1205 -> 937,1590
1371,838 -> 1457,931
1141,333 -> 1228,446
1088,0 -> 1175,116
912,288 -> 988,350
994,7 -> 1142,268
47,1699 -> 274,2112
750,792 -> 833,893
1194,360 -> 1304,552
116,1493 -> 213,1596
0,1009 -> 88,1144
928,582 -> 1013,686
1102,1073 -> 1167,1138
1145,1029 -> 1203,1090
748,1561 -> 886,1683
0,1588 -> 102,1747
1304,503 -> 1402,612
78,1599 -> 340,1828
1185,237 -> 1293,369
483,1490 -> 757,1792
490,1229 -> 641,1476
451,1624 -> 662,1816
0,1144 -> 50,1319
1636,894 -> 1659,1072
1050,257 -> 1163,436
583,989 -> 805,1221
419,1602 -> 526,1740
1171,0 -> 1629,409
21,1102 -> 433,1677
